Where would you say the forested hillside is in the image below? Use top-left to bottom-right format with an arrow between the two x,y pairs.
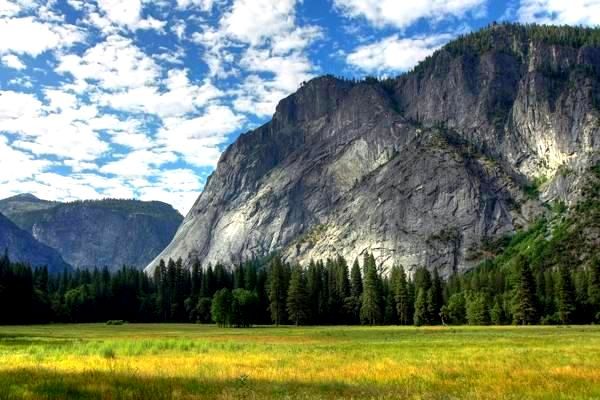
2,162 -> 598,327
148,23 -> 600,276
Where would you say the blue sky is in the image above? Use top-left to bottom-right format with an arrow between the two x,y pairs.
1,0 -> 599,214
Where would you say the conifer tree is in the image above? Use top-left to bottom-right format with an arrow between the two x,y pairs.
512,256 -> 539,325
268,257 -> 288,325
360,257 -> 382,325
466,293 -> 489,325
287,265 -> 309,325
392,266 -> 410,325
413,288 -> 427,326
307,260 -> 323,324
430,268 -> 444,324
588,256 -> 600,322
347,259 -> 363,323
557,265 -> 576,324
490,296 -> 506,325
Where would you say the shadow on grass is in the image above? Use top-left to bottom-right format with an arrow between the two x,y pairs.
0,368 -> 389,400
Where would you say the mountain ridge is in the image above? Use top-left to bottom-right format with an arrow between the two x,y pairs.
0,196 -> 183,271
147,23 -> 600,276
0,212 -> 71,273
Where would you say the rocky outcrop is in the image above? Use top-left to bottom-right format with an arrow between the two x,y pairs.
0,212 -> 70,274
0,196 -> 183,271
147,24 -> 600,276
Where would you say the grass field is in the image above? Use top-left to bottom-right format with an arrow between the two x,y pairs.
0,324 -> 599,399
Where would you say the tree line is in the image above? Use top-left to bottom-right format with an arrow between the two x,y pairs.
0,249 -> 598,326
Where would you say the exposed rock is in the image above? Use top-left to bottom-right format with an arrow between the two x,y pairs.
0,196 -> 182,271
0,212 -> 70,274
146,24 -> 600,276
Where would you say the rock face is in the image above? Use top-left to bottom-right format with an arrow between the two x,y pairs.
147,24 -> 600,276
0,195 -> 183,271
0,212 -> 71,274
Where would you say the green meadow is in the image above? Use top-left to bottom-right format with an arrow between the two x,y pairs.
0,324 -> 599,399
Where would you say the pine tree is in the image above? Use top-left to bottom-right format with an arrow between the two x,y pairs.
466,293 -> 489,325
557,265 -> 576,324
413,288 -> 427,326
490,296 -> 506,325
360,257 -> 382,325
512,256 -> 539,325
588,256 -> 600,322
287,265 -> 309,325
307,260 -> 323,324
430,268 -> 444,324
392,266 -> 410,325
347,259 -> 363,323
268,257 -> 288,325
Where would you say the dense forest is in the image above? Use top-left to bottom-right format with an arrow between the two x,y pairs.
0,249 -> 598,326
1,165 -> 598,327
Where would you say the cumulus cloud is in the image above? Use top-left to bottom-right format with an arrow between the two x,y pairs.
99,149 -> 177,178
56,34 -> 160,92
518,0 -> 600,25
94,0 -> 167,31
0,134 -> 53,183
346,34 -> 453,74
220,0 -> 297,45
0,89 -> 108,161
192,0 -> 321,117
158,105 -> 245,167
1,53 -> 25,69
0,17 -> 83,56
333,0 -> 486,29
97,70 -> 223,118
138,168 -> 203,215
176,0 -> 215,11
0,0 -> 35,17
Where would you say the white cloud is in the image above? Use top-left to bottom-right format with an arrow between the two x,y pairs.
0,134 -> 52,183
346,34 -> 453,74
138,168 -> 202,214
94,0 -> 166,31
158,105 -> 245,167
191,0 -> 320,117
0,89 -> 109,161
333,0 -> 486,29
518,0 -> 600,25
220,0 -> 297,45
1,54 -> 25,69
56,34 -> 160,92
63,159 -> 98,172
176,0 -> 215,11
0,90 -> 42,119
97,69 -> 223,118
100,149 -> 177,177
96,0 -> 141,27
0,17 -> 83,56
0,0 -> 35,17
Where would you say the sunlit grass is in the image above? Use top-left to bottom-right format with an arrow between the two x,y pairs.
0,324 -> 599,399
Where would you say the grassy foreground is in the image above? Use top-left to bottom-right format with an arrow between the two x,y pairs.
0,325 -> 599,399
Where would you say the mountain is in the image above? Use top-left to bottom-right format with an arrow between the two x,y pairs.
0,195 -> 183,271
0,212 -> 71,273
147,24 -> 600,276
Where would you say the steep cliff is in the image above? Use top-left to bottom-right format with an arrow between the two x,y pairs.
0,212 -> 71,273
0,196 -> 183,270
147,24 -> 600,276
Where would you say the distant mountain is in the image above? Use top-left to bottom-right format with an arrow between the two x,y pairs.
0,195 -> 183,271
147,23 -> 600,276
0,212 -> 70,274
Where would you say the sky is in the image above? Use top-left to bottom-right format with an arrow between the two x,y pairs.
1,0 -> 599,215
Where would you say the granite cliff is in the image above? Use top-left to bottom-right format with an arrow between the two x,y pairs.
0,195 -> 182,271
147,24 -> 600,276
